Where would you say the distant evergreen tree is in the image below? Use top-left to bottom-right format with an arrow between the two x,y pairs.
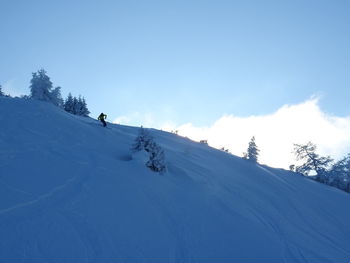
0,85 -> 4,96
50,86 -> 63,107
63,94 -> 90,117
29,69 -> 62,106
293,142 -> 333,182
78,96 -> 90,117
71,97 -> 78,114
246,136 -> 259,163
64,93 -> 74,113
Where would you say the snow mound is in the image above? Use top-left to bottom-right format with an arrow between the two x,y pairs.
1,97 -> 350,263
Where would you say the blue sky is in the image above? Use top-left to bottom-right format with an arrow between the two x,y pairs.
1,0 -> 350,128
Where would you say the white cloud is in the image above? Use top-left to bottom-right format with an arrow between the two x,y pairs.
173,99 -> 350,169
112,99 -> 350,169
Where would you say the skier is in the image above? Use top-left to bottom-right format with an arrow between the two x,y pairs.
98,113 -> 107,127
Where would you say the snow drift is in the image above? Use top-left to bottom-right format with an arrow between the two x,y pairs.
0,97 -> 350,263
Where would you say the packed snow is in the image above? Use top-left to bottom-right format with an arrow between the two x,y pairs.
0,97 -> 350,262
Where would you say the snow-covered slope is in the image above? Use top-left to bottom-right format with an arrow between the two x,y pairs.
1,97 -> 350,263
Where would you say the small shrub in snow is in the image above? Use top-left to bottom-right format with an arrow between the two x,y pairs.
132,127 -> 166,173
145,141 -> 166,173
221,147 -> 230,153
131,127 -> 153,152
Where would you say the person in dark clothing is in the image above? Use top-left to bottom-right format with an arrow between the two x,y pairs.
98,113 -> 107,127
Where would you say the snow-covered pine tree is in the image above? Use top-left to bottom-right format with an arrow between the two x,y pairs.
83,98 -> 90,116
76,97 -> 82,115
30,69 -> 53,101
50,86 -> 63,107
246,136 -> 259,163
0,85 -> 4,96
64,93 -> 90,117
72,97 -> 79,115
29,69 -> 62,106
146,141 -> 166,173
131,127 -> 166,173
81,97 -> 90,117
64,93 -> 74,113
77,96 -> 90,116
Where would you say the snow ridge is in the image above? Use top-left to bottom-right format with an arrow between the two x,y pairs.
1,97 -> 350,263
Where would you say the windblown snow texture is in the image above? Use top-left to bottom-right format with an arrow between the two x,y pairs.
0,97 -> 350,263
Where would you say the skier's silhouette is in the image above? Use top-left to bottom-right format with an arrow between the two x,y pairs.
98,113 -> 107,127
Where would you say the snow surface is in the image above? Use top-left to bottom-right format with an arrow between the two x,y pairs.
1,97 -> 350,263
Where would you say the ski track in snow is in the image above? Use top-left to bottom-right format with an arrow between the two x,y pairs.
0,178 -> 35,197
0,169 -> 91,226
0,158 -> 104,262
142,188 -> 193,263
